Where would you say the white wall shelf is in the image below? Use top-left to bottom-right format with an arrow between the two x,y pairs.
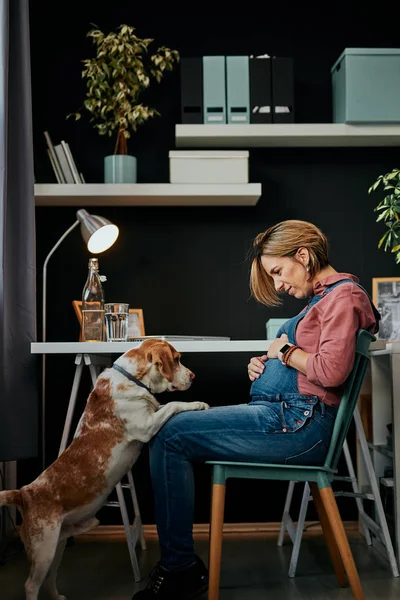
175,124 -> 400,148
34,183 -> 262,207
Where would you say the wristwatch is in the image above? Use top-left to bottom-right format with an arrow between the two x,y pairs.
277,343 -> 293,362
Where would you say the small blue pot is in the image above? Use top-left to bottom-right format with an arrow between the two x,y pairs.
104,155 -> 137,183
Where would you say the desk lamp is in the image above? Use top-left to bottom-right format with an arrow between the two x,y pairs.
41,209 -> 119,467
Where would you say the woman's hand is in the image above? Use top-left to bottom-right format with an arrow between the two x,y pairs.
267,333 -> 289,359
248,355 -> 268,381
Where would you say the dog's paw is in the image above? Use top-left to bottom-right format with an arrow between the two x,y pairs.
191,401 -> 210,411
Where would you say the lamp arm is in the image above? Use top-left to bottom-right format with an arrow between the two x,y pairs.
42,220 -> 79,343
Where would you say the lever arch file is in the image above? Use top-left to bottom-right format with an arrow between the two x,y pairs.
180,57 -> 203,124
249,56 -> 272,123
271,57 -> 294,123
203,56 -> 226,124
226,56 -> 250,124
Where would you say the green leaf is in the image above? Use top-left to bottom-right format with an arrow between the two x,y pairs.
67,23 -> 179,148
376,211 -> 389,222
378,230 -> 389,249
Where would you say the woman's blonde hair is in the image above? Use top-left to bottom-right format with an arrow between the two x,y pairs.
250,220 -> 329,306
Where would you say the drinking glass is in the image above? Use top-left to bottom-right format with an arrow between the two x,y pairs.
105,303 -> 129,342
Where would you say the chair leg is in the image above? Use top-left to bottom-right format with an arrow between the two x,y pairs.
318,485 -> 365,600
278,480 -> 296,546
116,482 -> 141,582
342,437 -> 372,545
127,469 -> 147,551
288,482 -> 310,578
208,483 -> 226,600
310,483 -> 347,587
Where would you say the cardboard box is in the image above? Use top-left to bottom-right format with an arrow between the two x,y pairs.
169,151 -> 249,184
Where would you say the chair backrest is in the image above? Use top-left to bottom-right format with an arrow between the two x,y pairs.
323,329 -> 376,471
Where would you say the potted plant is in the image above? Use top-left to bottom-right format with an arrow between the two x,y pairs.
69,24 -> 179,183
368,168 -> 400,263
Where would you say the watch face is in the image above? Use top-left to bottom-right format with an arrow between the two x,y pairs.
280,343 -> 291,354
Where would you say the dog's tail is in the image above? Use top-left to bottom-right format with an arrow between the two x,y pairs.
0,489 -> 22,510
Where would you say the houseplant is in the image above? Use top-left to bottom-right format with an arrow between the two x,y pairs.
69,24 -> 179,183
368,168 -> 400,263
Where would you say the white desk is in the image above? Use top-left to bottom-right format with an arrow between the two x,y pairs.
31,340 -> 271,354
364,345 -> 400,565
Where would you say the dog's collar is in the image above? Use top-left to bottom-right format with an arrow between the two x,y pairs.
112,363 -> 153,395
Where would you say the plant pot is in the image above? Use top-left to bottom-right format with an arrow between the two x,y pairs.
104,154 -> 137,183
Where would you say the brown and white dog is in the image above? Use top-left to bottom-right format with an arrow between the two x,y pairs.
0,339 -> 209,600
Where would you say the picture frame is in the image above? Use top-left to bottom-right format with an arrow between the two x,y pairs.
72,300 -> 84,326
72,300 -> 84,341
127,309 -> 145,339
72,301 -> 145,340
372,277 -> 400,341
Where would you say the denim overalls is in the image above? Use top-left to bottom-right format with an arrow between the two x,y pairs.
249,279 -> 376,435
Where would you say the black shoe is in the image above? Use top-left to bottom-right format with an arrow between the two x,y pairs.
132,556 -> 208,599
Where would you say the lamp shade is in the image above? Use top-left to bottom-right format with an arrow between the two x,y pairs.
76,209 -> 119,253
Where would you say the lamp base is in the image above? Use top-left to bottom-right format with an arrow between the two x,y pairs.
104,155 -> 137,183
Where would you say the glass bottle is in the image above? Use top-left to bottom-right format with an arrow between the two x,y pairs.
81,257 -> 105,341
82,257 -> 104,310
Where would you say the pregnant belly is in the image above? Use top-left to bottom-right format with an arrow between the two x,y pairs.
250,358 -> 298,396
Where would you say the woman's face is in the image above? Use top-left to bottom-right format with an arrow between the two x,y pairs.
261,253 -> 314,299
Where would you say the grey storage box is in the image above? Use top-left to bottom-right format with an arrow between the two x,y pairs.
169,150 -> 249,183
331,48 -> 400,123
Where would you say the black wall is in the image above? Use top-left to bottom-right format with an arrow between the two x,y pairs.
26,1 -> 400,524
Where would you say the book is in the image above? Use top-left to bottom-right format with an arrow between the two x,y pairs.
54,144 -> 75,183
61,141 -> 81,183
43,131 -> 86,184
370,339 -> 387,351
46,149 -> 62,183
44,131 -> 65,182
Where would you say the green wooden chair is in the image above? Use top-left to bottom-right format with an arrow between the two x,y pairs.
206,329 -> 375,600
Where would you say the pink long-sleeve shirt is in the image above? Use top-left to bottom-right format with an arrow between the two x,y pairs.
296,273 -> 377,406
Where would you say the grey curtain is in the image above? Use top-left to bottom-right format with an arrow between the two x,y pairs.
0,0 -> 38,460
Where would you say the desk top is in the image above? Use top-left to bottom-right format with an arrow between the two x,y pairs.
31,340 -> 272,354
31,340 -> 400,356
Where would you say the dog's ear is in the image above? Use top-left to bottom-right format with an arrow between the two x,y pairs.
147,344 -> 174,382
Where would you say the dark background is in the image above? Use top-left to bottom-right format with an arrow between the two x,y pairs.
24,0 -> 400,525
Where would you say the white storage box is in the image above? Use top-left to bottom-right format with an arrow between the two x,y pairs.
266,318 -> 289,339
169,150 -> 249,183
